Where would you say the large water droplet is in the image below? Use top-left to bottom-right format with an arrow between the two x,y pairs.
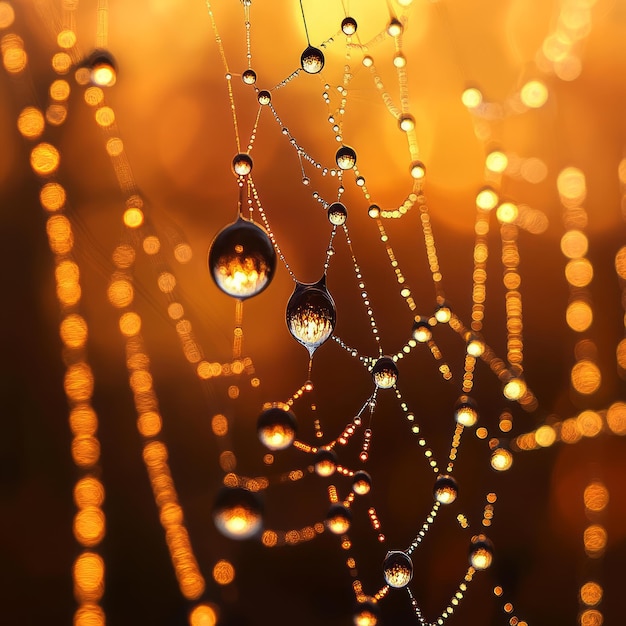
257,404 -> 297,450
336,145 -> 357,170
371,356 -> 398,389
208,217 -> 276,300
212,487 -> 263,540
286,276 -> 336,357
433,474 -> 458,504
328,202 -> 348,226
341,17 -> 358,35
469,534 -> 494,570
382,550 -> 413,588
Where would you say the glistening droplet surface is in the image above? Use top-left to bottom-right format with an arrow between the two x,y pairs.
257,404 -> 297,451
433,474 -> 458,504
232,153 -> 253,176
469,534 -> 494,570
300,46 -> 324,74
242,68 -> 257,85
341,17 -> 358,35
325,503 -> 352,534
371,356 -> 398,389
208,217 -> 276,300
286,276 -> 336,357
212,487 -> 263,540
382,550 -> 413,588
336,145 -> 357,170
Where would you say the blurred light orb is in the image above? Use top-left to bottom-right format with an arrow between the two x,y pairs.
469,534 -> 494,570
398,114 -> 415,132
212,487 -> 263,540
352,470 -> 372,495
353,598 -> 379,626
461,86 -> 483,109
412,317 -> 432,343
409,160 -> 426,180
435,302 -> 452,323
86,49 -> 117,87
454,395 -> 478,427
485,150 -> 508,174
241,68 -> 257,85
257,404 -> 297,451
208,217 -> 276,300
382,550 -> 413,588
301,46 -> 325,74
341,17 -> 358,35
336,145 -> 357,170
232,153 -> 253,176
496,202 -> 519,224
434,474 -> 458,504
520,80 -> 548,108
286,277 -> 336,357
393,53 -> 407,68
328,202 -> 348,226
314,449 -> 338,477
490,447 -> 513,471
257,90 -> 271,105
371,356 -> 398,389
325,503 -> 352,534
476,186 -> 499,210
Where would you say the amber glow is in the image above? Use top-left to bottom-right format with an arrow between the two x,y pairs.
60,314 -> 88,348
119,311 -> 141,336
73,552 -> 105,601
565,258 -> 593,287
606,402 -> 626,435
123,207 -> 144,228
212,559 -> 235,585
74,507 -> 106,546
95,106 -> 115,127
561,230 -> 588,259
74,477 -> 105,508
189,604 -> 217,626
40,182 -> 66,211
70,406 -> 98,436
17,106 -> 44,138
584,482 -> 609,513
138,411 -> 162,437
580,609 -> 603,626
571,361 -> 601,395
490,448 -> 513,471
64,363 -> 94,402
580,582 -> 603,607
520,80 -> 548,108
2,33 -> 27,73
30,142 -> 60,176
107,278 -> 134,308
576,411 -> 603,437
74,604 -> 105,626
584,524 -> 607,557
566,300 -> 593,332
0,2 -> 15,28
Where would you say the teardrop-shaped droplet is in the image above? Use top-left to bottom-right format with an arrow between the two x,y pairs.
257,404 -> 297,451
314,448 -> 337,477
208,217 -> 276,300
300,46 -> 325,74
382,550 -> 413,588
371,356 -> 398,389
286,276 -> 336,357
212,487 -> 263,540
257,90 -> 272,105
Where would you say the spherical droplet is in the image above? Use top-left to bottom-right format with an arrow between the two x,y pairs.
208,217 -> 276,300
336,145 -> 357,170
86,49 -> 117,87
352,470 -> 372,495
325,503 -> 352,534
328,202 -> 347,226
257,404 -> 297,451
412,317 -> 432,343
353,598 -> 379,626
314,449 -> 337,477
286,277 -> 336,357
242,68 -> 257,85
465,332 -> 485,357
434,302 -> 452,323
382,550 -> 413,588
387,18 -> 403,37
341,17 -> 358,35
469,534 -> 494,570
454,395 -> 478,427
398,114 -> 415,132
213,487 -> 263,540
433,474 -> 458,504
232,153 -> 253,176
371,356 -> 398,389
490,447 -> 513,471
301,46 -> 325,74
257,90 -> 271,105
410,160 -> 426,180
368,204 -> 381,219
